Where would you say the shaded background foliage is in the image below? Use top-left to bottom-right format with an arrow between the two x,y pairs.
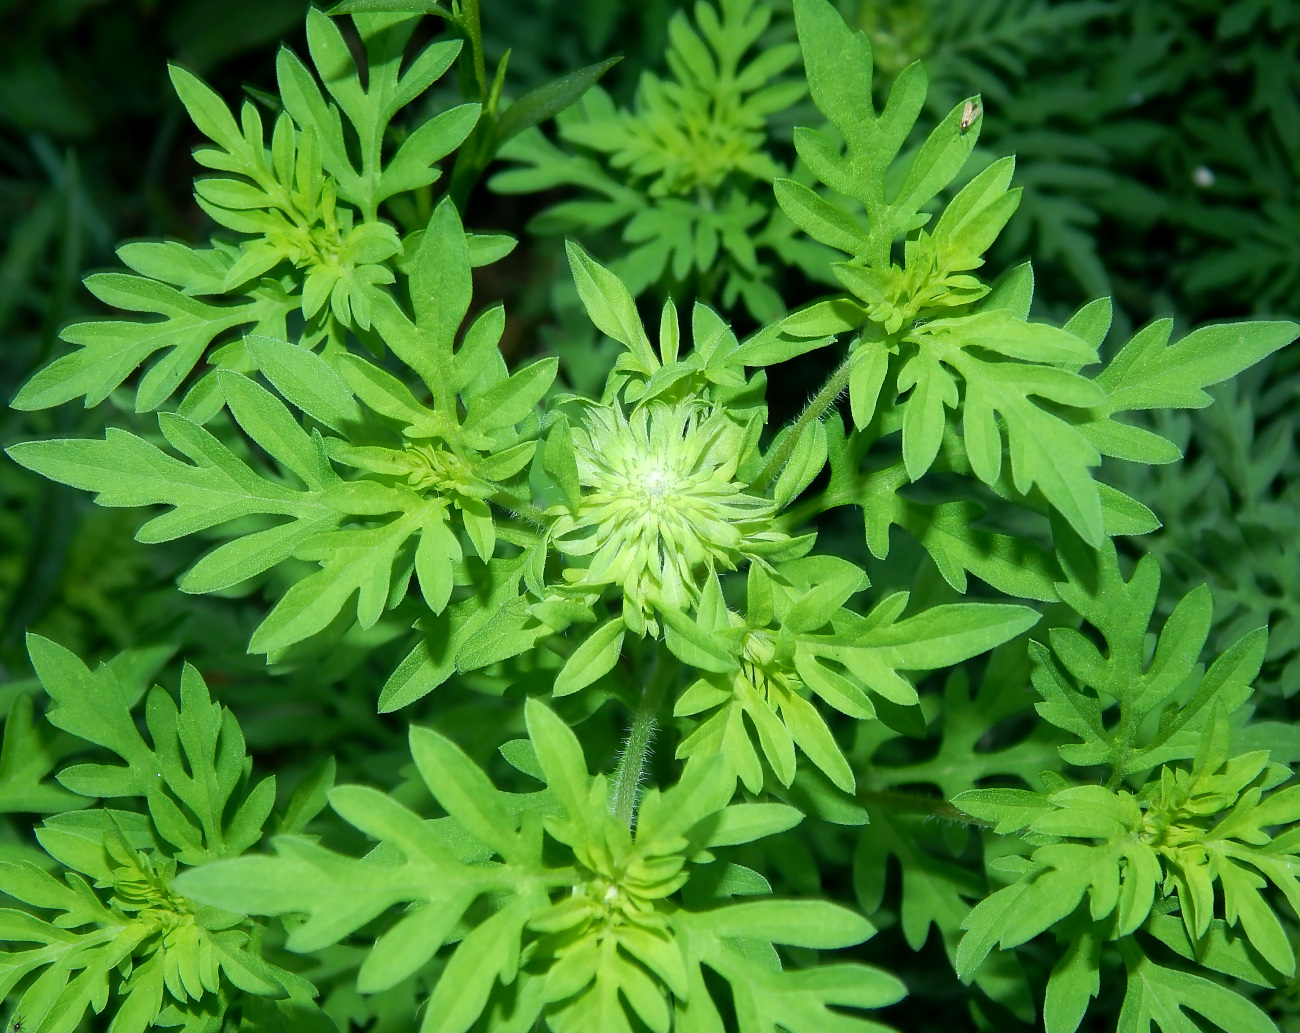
2,0 -> 1299,1031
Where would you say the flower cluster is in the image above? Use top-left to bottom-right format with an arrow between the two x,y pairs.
552,401 -> 787,633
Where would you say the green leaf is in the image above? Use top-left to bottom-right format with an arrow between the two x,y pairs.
933,156 -> 1021,272
379,102 -> 479,198
496,58 -> 622,146
28,635 -> 156,781
543,417 -> 582,512
246,334 -> 363,431
408,725 -> 519,860
1098,320 -> 1298,413
554,619 -> 625,697
692,900 -> 873,949
705,804 -> 803,848
566,241 -> 657,372
524,698 -> 590,819
953,788 -> 1053,835
463,357 -> 558,434
1117,942 -> 1277,1033
1044,927 -> 1101,1033
772,179 -> 872,257
326,0 -> 453,13
0,694 -> 85,815
11,276 -> 291,412
249,509 -> 429,652
662,608 -> 739,674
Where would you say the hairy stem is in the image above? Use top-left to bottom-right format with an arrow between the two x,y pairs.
490,489 -> 547,527
751,350 -> 855,496
611,649 -> 675,827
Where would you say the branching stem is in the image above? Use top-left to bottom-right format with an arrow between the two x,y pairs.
611,647 -> 675,827
751,350 -> 855,496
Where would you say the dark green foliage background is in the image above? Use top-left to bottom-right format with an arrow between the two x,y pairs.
2,1 -> 1299,1031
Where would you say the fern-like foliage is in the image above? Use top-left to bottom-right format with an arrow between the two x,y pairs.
4,3 -> 1299,1031
954,540 -> 1299,1033
176,698 -> 904,1033
768,0 -> 1296,583
10,8 -> 489,419
10,202 -> 550,663
491,0 -> 811,321
0,635 -> 328,1033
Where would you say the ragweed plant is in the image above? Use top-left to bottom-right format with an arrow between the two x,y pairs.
491,0 -> 815,321
2,1 -> 1299,1032
0,636 -> 326,1033
955,536 -> 1300,1033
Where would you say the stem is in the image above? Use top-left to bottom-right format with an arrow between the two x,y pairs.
751,351 -> 856,496
461,0 -> 487,100
611,649 -> 675,827
490,489 -> 547,527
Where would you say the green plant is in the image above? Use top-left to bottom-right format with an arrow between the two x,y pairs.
491,0 -> 818,322
3,1 -> 1299,1032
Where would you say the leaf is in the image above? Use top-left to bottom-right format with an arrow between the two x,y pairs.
28,635 -> 156,780
691,900 -> 873,949
326,0 -> 452,12
662,608 -> 739,674
704,804 -> 803,848
379,102 -> 479,198
554,619 -> 625,697
953,788 -> 1054,835
1044,927 -> 1102,1033
772,179 -> 872,257
524,698 -> 590,820
407,725 -> 519,861
911,311 -> 1107,543
246,334 -> 363,431
682,919 -> 906,1033
7,416 -> 338,549
543,417 -> 581,512
805,601 -> 1039,709
11,276 -> 291,412
463,357 -> 558,434
772,420 -> 829,510
1117,943 -> 1277,1033
933,156 -> 1022,272
1034,540 -> 1262,776
566,241 -> 657,372
249,509 -> 428,653
1078,319 -> 1299,467
1098,320 -> 1298,413
32,637 -> 272,865
496,58 -> 622,146
0,694 -> 85,815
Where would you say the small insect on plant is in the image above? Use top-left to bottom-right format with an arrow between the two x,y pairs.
960,96 -> 982,131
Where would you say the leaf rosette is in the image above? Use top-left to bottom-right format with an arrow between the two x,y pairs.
550,399 -> 786,634
176,699 -> 905,1033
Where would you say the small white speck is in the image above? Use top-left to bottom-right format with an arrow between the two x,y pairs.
1129,91 -> 1144,106
1192,165 -> 1215,188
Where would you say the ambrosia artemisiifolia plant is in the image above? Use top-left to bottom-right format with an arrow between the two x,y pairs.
3,1 -> 1299,1031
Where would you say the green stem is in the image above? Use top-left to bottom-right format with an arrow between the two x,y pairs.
463,0 -> 487,99
611,648 -> 675,827
751,351 -> 856,496
490,489 -> 547,527
775,494 -> 826,531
